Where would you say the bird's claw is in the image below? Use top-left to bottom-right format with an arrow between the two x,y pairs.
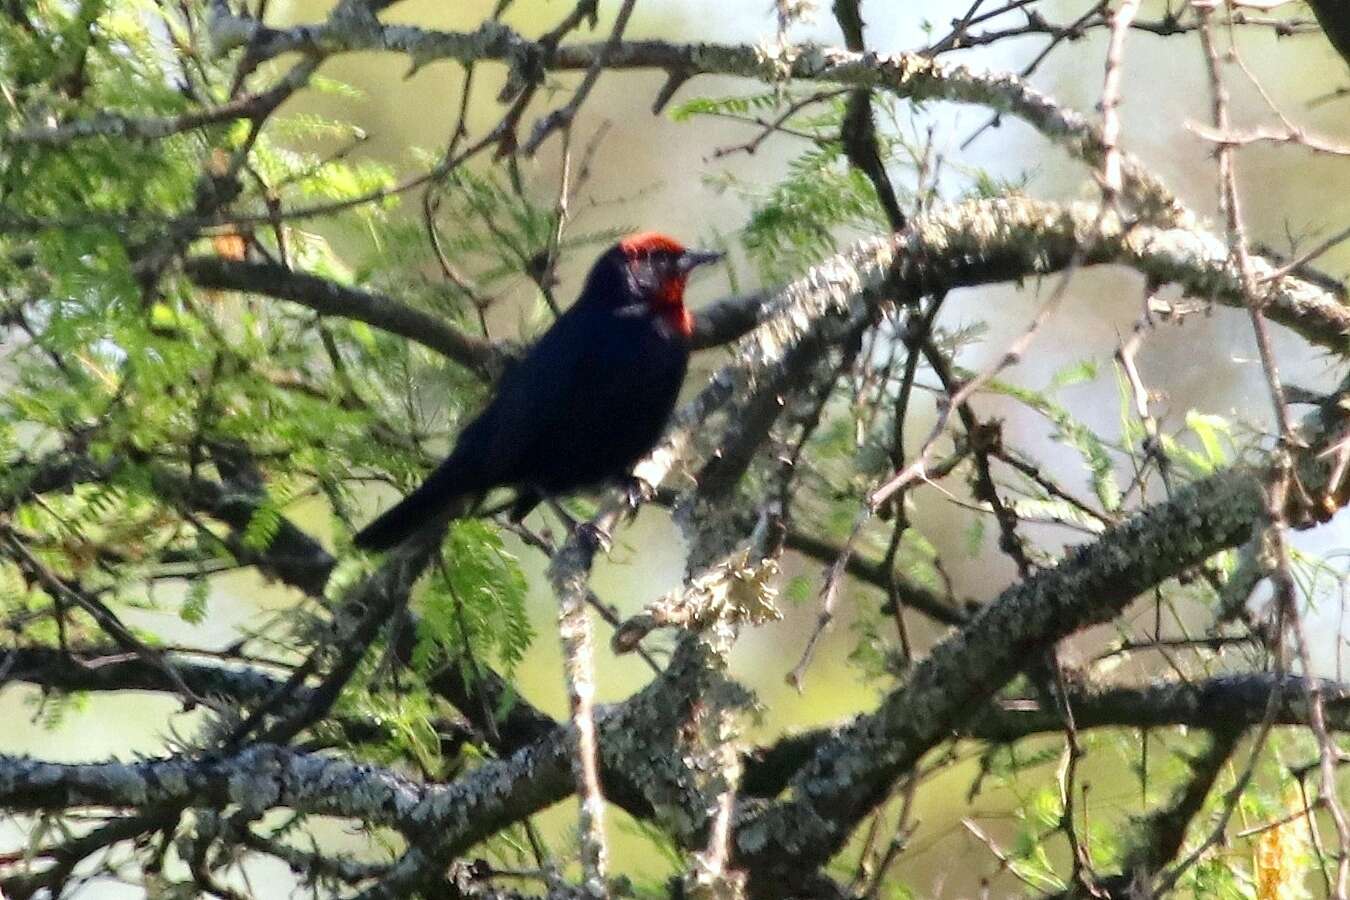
622,476 -> 653,521
577,521 -> 612,554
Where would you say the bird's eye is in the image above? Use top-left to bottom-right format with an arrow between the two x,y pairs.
627,256 -> 660,293
626,249 -> 683,297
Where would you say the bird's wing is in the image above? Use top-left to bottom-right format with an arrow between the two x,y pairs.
451,306 -> 593,485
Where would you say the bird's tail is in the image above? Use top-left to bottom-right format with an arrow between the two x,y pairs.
353,458 -> 475,551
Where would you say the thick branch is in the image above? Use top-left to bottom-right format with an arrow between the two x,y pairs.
742,673 -> 1349,798
7,662 -> 1333,878
4,64 -> 317,145
148,465 -> 337,599
732,436 -> 1344,890
689,198 -> 1350,358
211,17 -> 1187,221
890,198 -> 1350,352
0,742 -> 564,850
188,197 -> 1350,400
972,674 -> 1350,738
2,646 -> 291,705
182,258 -> 504,380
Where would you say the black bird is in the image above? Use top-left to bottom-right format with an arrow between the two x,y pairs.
353,233 -> 722,550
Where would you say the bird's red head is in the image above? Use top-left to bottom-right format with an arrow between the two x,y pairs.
619,231 -> 687,259
614,232 -> 723,340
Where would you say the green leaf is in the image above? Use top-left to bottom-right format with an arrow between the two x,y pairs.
785,575 -> 814,605
1048,358 -> 1099,391
964,516 -> 986,558
180,577 -> 209,624
1184,410 -> 1232,472
242,502 -> 282,552
413,520 -> 534,675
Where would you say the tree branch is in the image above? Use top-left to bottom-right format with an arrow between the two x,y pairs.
205,15 -> 1188,222
740,672 -> 1347,799
2,646 -> 292,705
731,422 -> 1347,891
181,257 -> 505,381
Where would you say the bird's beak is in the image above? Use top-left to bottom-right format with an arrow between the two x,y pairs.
676,248 -> 725,275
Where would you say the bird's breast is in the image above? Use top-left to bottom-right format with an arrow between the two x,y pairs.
611,300 -> 693,343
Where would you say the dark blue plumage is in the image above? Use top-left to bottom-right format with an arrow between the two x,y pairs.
353,234 -> 720,551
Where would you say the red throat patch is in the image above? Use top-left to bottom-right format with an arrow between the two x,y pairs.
649,275 -> 692,339
659,301 -> 694,340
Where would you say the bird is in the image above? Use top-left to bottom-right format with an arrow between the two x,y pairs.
353,232 -> 723,551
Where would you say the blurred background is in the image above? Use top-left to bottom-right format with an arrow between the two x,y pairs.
3,0 -> 1348,894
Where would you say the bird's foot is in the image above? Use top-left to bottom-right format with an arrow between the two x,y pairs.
576,521 -> 612,555
546,498 -> 580,531
545,498 -> 611,553
621,476 -> 653,521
